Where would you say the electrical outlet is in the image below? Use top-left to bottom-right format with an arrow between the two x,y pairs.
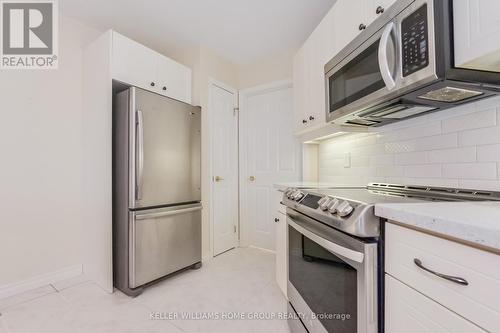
344,152 -> 351,168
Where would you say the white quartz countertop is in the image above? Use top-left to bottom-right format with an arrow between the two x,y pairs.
375,202 -> 500,253
273,182 -> 356,192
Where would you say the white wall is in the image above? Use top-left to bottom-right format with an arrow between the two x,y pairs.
237,50 -> 294,90
318,96 -> 500,190
0,17 -> 101,287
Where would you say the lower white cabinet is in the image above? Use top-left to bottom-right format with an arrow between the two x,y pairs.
275,190 -> 287,297
385,275 -> 485,333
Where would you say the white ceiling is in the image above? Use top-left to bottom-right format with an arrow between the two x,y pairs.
61,0 -> 336,65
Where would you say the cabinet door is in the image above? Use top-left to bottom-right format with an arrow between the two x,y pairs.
112,32 -> 158,91
274,191 -> 287,297
386,275 -> 486,333
454,0 -> 500,71
367,0 -> 397,25
333,0 -> 370,52
293,47 -> 309,132
156,56 -> 192,104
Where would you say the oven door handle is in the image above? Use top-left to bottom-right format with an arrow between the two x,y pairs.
288,219 -> 364,263
378,21 -> 397,90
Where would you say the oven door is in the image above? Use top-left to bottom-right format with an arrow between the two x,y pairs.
287,209 -> 378,333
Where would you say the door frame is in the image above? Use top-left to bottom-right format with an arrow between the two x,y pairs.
208,78 -> 239,258
238,80 -> 293,249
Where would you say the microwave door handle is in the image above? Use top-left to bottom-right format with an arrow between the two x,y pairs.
288,218 -> 364,263
378,22 -> 396,90
135,110 -> 144,201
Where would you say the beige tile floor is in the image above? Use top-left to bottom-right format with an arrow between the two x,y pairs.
0,247 -> 290,333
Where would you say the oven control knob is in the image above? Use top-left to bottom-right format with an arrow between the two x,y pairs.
320,198 -> 332,211
287,188 -> 297,199
293,191 -> 304,201
337,201 -> 354,217
327,198 -> 341,213
317,196 -> 329,206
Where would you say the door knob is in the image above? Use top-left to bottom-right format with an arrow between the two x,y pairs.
249,176 -> 256,182
214,176 -> 224,182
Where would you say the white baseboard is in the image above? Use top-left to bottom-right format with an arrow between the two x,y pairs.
249,245 -> 276,254
0,264 -> 83,300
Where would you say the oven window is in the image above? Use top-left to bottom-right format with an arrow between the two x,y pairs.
328,40 -> 385,114
289,225 -> 357,332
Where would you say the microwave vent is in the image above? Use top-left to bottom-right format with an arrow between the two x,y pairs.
418,87 -> 483,102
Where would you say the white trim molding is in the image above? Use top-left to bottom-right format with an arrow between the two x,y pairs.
0,264 -> 82,300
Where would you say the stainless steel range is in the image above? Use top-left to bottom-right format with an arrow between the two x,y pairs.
283,183 -> 500,333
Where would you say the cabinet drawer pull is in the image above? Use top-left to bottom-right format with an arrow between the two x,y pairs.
309,116 -> 315,121
150,82 -> 155,87
414,258 -> 469,286
162,86 -> 167,91
376,6 -> 385,14
274,218 -> 280,223
359,23 -> 367,31
302,119 -> 308,124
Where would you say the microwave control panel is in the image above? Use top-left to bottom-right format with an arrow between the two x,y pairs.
401,4 -> 429,77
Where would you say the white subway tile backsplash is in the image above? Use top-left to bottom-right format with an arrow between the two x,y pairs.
459,179 -> 500,191
477,144 -> 500,161
376,166 -> 405,177
410,133 -> 458,151
459,126 -> 500,146
378,122 -> 441,143
442,108 -> 496,133
395,151 -> 427,165
318,101 -> 500,191
370,154 -> 394,166
403,164 -> 442,178
442,163 -> 497,180
427,147 -> 477,164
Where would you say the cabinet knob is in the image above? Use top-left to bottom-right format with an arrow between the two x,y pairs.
359,23 -> 367,31
274,218 -> 280,223
162,86 -> 167,91
302,119 -> 308,124
309,116 -> 315,121
150,82 -> 155,87
376,6 -> 385,14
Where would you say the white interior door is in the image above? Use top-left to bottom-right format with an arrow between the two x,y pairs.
210,82 -> 239,256
240,82 -> 301,251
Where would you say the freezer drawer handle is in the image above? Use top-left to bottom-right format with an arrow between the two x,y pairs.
136,110 -> 144,201
136,206 -> 202,220
414,258 -> 469,286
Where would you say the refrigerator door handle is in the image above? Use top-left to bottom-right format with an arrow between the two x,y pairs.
135,206 -> 202,220
136,110 -> 144,201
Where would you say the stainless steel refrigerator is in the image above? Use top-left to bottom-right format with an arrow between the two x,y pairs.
113,87 -> 201,296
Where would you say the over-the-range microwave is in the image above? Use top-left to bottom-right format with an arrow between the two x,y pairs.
325,0 -> 500,127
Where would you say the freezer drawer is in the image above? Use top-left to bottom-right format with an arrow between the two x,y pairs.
129,203 -> 202,288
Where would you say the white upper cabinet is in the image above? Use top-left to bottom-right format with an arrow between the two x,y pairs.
156,56 -> 192,103
111,31 -> 192,104
454,0 -> 500,71
367,0 -> 397,23
112,32 -> 157,92
333,0 -> 370,52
